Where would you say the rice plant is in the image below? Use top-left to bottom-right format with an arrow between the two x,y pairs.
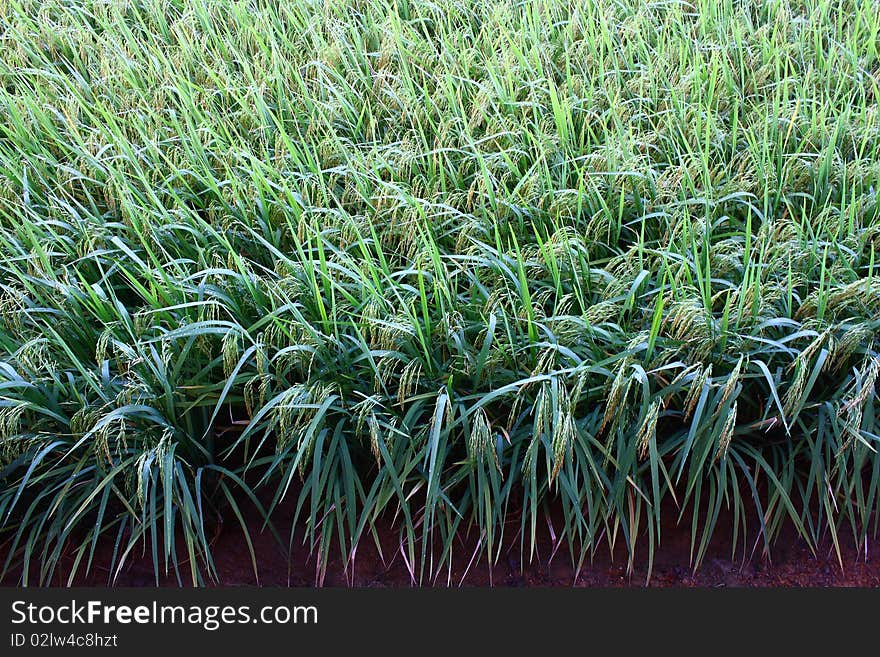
0,0 -> 878,585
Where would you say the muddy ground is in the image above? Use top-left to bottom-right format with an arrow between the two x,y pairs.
8,499 -> 876,588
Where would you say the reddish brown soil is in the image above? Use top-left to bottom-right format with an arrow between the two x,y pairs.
7,499 -> 878,588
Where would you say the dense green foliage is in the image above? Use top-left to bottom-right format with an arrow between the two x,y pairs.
1,0 -> 879,585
